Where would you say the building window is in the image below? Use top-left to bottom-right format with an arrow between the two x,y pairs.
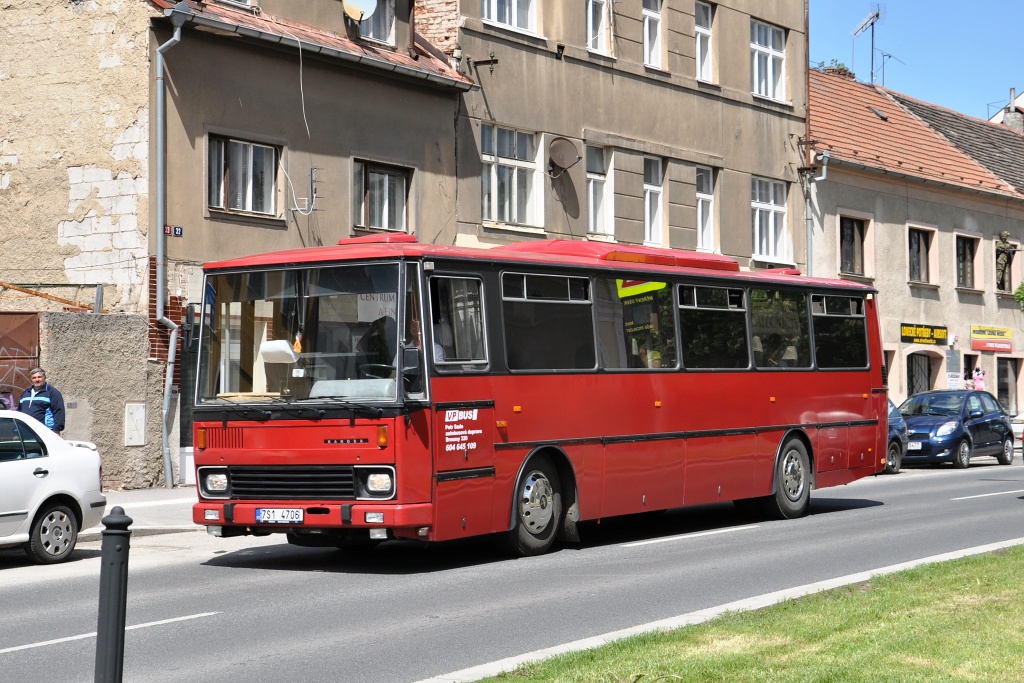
484,0 -> 535,31
956,235 -> 978,289
644,157 -> 664,245
643,0 -> 662,68
353,162 -> 408,232
996,232 -> 1019,292
586,146 -> 613,235
696,166 -> 714,250
359,0 -> 395,43
908,227 -> 932,283
587,0 -> 610,52
840,217 -> 865,276
208,136 -> 278,216
997,357 -> 1018,415
751,177 -> 788,261
751,19 -> 785,100
907,352 -> 932,395
695,2 -> 713,81
481,124 -> 539,226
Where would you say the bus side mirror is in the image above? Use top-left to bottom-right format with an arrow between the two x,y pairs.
402,346 -> 421,375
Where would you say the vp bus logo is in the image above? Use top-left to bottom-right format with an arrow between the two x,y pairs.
445,409 -> 478,422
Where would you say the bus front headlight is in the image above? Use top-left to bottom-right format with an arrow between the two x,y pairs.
366,473 -> 392,493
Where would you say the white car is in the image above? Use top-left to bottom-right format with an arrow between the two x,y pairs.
0,410 -> 105,563
1013,413 -> 1024,450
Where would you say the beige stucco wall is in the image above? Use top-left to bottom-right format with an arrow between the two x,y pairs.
440,0 -> 807,267
810,165 -> 1024,407
0,0 -> 157,314
39,312 -> 165,489
156,24 -> 461,267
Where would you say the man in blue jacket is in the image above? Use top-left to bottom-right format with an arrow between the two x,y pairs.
18,367 -> 65,434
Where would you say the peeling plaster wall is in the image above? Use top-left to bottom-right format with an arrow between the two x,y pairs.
0,0 -> 157,313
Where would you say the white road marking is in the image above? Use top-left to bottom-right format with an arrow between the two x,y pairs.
621,524 -> 760,547
412,537 -> 1024,683
0,612 -> 220,655
952,488 -> 1024,501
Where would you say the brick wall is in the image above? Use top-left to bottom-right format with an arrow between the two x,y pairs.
415,0 -> 460,53
147,257 -> 184,385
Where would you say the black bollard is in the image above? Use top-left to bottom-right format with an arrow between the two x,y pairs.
94,506 -> 133,683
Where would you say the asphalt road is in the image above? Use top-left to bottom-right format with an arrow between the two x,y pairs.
2,458 -> 1024,683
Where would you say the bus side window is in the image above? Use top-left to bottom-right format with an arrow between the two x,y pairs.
750,288 -> 811,369
429,276 -> 487,368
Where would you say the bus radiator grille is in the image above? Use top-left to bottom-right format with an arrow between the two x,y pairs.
227,465 -> 357,500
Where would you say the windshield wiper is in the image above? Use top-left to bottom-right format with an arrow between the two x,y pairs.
306,396 -> 385,424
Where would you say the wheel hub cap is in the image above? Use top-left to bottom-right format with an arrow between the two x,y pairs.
520,471 -> 554,534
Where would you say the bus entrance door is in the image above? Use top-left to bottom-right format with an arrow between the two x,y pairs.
432,401 -> 496,540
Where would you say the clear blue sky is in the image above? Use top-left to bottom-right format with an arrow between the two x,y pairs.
809,0 -> 1023,119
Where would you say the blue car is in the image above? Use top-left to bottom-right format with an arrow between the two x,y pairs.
898,390 -> 1015,468
886,399 -> 908,474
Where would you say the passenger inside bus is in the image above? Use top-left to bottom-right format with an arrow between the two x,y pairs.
356,315 -> 397,375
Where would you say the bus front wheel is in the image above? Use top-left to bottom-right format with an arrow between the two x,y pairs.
759,439 -> 811,520
498,455 -> 562,557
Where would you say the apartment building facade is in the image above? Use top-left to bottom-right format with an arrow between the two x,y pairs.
807,68 -> 1024,410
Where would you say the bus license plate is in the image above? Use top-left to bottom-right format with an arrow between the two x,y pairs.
907,442 -> 922,450
255,508 -> 304,523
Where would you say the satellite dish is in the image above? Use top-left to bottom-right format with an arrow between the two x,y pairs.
548,137 -> 581,171
343,0 -> 377,22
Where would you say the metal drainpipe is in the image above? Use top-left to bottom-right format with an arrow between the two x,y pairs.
156,18 -> 183,488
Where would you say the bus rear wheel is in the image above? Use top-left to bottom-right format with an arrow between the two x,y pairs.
759,439 -> 811,520
498,455 -> 562,557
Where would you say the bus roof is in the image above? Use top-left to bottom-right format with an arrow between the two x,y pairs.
202,233 -> 875,291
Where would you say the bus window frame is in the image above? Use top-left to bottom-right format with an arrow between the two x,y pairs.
426,270 -> 491,373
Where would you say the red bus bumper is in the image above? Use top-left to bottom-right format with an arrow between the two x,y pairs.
193,501 -> 434,538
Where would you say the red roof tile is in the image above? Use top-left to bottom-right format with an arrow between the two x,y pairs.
809,69 -> 1014,195
150,0 -> 475,91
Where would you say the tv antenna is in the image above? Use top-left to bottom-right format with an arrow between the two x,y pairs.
873,49 -> 903,87
852,5 -> 882,83
547,137 -> 581,179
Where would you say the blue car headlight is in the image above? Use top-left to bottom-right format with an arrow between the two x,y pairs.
936,421 -> 958,437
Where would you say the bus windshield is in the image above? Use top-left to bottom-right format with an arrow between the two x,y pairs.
197,263 -> 404,404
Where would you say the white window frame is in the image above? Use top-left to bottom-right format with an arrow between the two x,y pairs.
481,124 -> 540,227
359,0 -> 395,44
644,157 -> 664,246
751,19 -> 785,101
587,0 -> 610,53
643,0 -> 662,68
695,2 -> 713,82
208,136 -> 278,216
751,177 -> 788,261
483,0 -> 536,32
696,166 -> 714,251
907,225 -> 937,284
586,146 -> 613,236
352,161 -> 408,232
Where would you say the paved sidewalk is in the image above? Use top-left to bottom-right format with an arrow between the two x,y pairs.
79,485 -> 199,541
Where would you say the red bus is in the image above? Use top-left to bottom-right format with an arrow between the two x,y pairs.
192,234 -> 887,556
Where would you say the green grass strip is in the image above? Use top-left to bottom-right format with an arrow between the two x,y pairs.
484,545 -> 1024,683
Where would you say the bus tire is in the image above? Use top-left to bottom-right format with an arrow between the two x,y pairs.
759,439 -> 810,520
498,455 -> 562,557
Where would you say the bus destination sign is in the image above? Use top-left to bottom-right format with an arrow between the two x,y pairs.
900,323 -> 947,346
